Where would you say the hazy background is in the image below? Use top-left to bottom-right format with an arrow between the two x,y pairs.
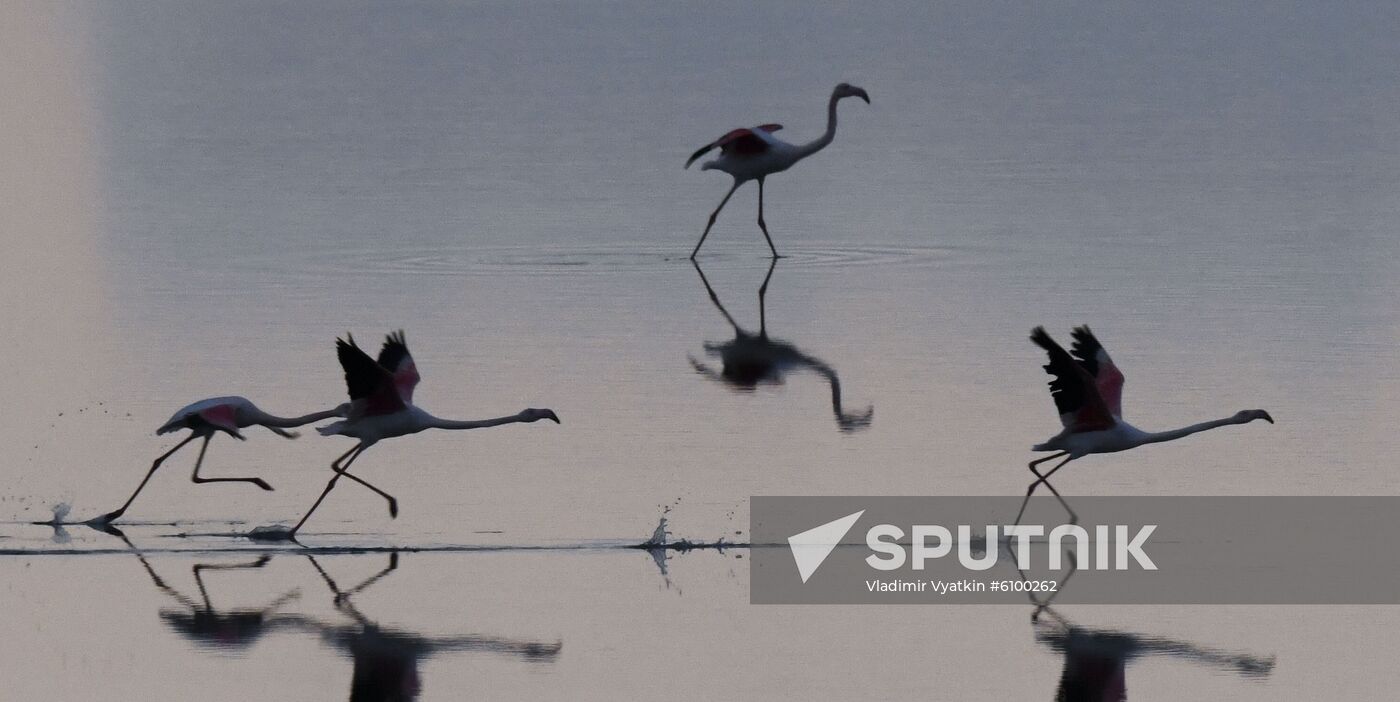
2,1 -> 1397,699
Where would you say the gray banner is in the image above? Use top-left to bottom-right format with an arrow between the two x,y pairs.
750,497 -> 1400,604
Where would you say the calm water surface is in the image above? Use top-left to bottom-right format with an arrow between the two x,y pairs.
3,1 -> 1398,698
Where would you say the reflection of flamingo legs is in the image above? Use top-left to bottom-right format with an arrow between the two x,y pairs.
293,553 -> 565,659
110,531 -> 299,653
305,552 -> 399,614
690,259 -> 872,431
1014,544 -> 1078,611
192,556 -> 276,610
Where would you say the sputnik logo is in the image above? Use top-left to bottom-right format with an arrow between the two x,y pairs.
787,510 -> 864,583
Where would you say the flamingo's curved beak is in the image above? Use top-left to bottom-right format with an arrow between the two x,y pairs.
854,88 -> 870,104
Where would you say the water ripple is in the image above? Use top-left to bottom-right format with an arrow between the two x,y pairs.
284,242 -> 961,278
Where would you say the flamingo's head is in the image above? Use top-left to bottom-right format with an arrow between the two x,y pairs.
834,83 -> 870,104
522,408 -> 561,424
1236,409 -> 1274,424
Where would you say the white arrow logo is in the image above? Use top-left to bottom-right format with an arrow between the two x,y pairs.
787,510 -> 865,583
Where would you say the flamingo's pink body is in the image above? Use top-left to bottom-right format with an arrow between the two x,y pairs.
90,396 -> 346,525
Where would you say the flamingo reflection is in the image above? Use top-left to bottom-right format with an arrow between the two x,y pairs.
275,553 -> 562,701
117,533 -> 299,653
689,260 -> 873,432
1022,556 -> 1273,701
1033,606 -> 1274,701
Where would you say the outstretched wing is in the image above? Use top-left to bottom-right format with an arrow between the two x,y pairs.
1030,327 -> 1116,431
685,124 -> 783,168
1070,325 -> 1125,419
377,330 -> 421,404
336,334 -> 404,415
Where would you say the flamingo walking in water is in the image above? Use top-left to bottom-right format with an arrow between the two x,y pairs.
90,397 -> 346,525
686,83 -> 870,259
281,331 -> 559,538
1016,326 -> 1273,525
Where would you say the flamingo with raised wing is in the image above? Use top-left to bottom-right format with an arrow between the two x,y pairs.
280,331 -> 559,538
1015,326 -> 1273,525
686,83 -> 870,259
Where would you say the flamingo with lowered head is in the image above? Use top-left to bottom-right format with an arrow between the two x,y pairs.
686,83 -> 870,259
280,331 -> 559,538
89,396 -> 347,526
1015,326 -> 1273,525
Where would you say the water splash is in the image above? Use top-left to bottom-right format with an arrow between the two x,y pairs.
643,514 -> 670,548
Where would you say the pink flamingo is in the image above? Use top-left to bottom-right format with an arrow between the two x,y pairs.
90,397 -> 346,525
282,331 -> 559,537
1016,326 -> 1273,524
686,83 -> 870,259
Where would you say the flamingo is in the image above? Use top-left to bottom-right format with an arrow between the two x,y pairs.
685,82 -> 870,259
281,331 -> 559,537
89,397 -> 347,525
1015,326 -> 1273,525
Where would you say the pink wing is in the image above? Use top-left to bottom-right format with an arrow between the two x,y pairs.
197,404 -> 240,433
1095,360 -> 1125,418
714,128 -> 772,156
685,124 -> 781,168
1070,326 -> 1125,418
377,330 -> 421,404
337,335 -> 406,416
1031,327 -> 1118,432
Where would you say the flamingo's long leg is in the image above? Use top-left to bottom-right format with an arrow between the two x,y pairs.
290,443 -> 397,536
91,434 -> 199,524
690,180 -> 742,260
289,445 -> 363,536
757,177 -> 779,258
190,435 -> 273,491
329,444 -> 398,517
1012,453 -> 1073,527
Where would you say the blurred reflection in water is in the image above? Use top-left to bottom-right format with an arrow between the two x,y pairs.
279,553 -> 562,701
689,260 -> 873,433
1024,559 -> 1274,701
1033,606 -> 1275,701
117,539 -> 561,701
113,529 -> 300,653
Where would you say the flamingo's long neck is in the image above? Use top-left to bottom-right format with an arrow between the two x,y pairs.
257,408 -> 342,428
794,92 -> 841,162
1135,415 -> 1250,447
425,411 -> 532,431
